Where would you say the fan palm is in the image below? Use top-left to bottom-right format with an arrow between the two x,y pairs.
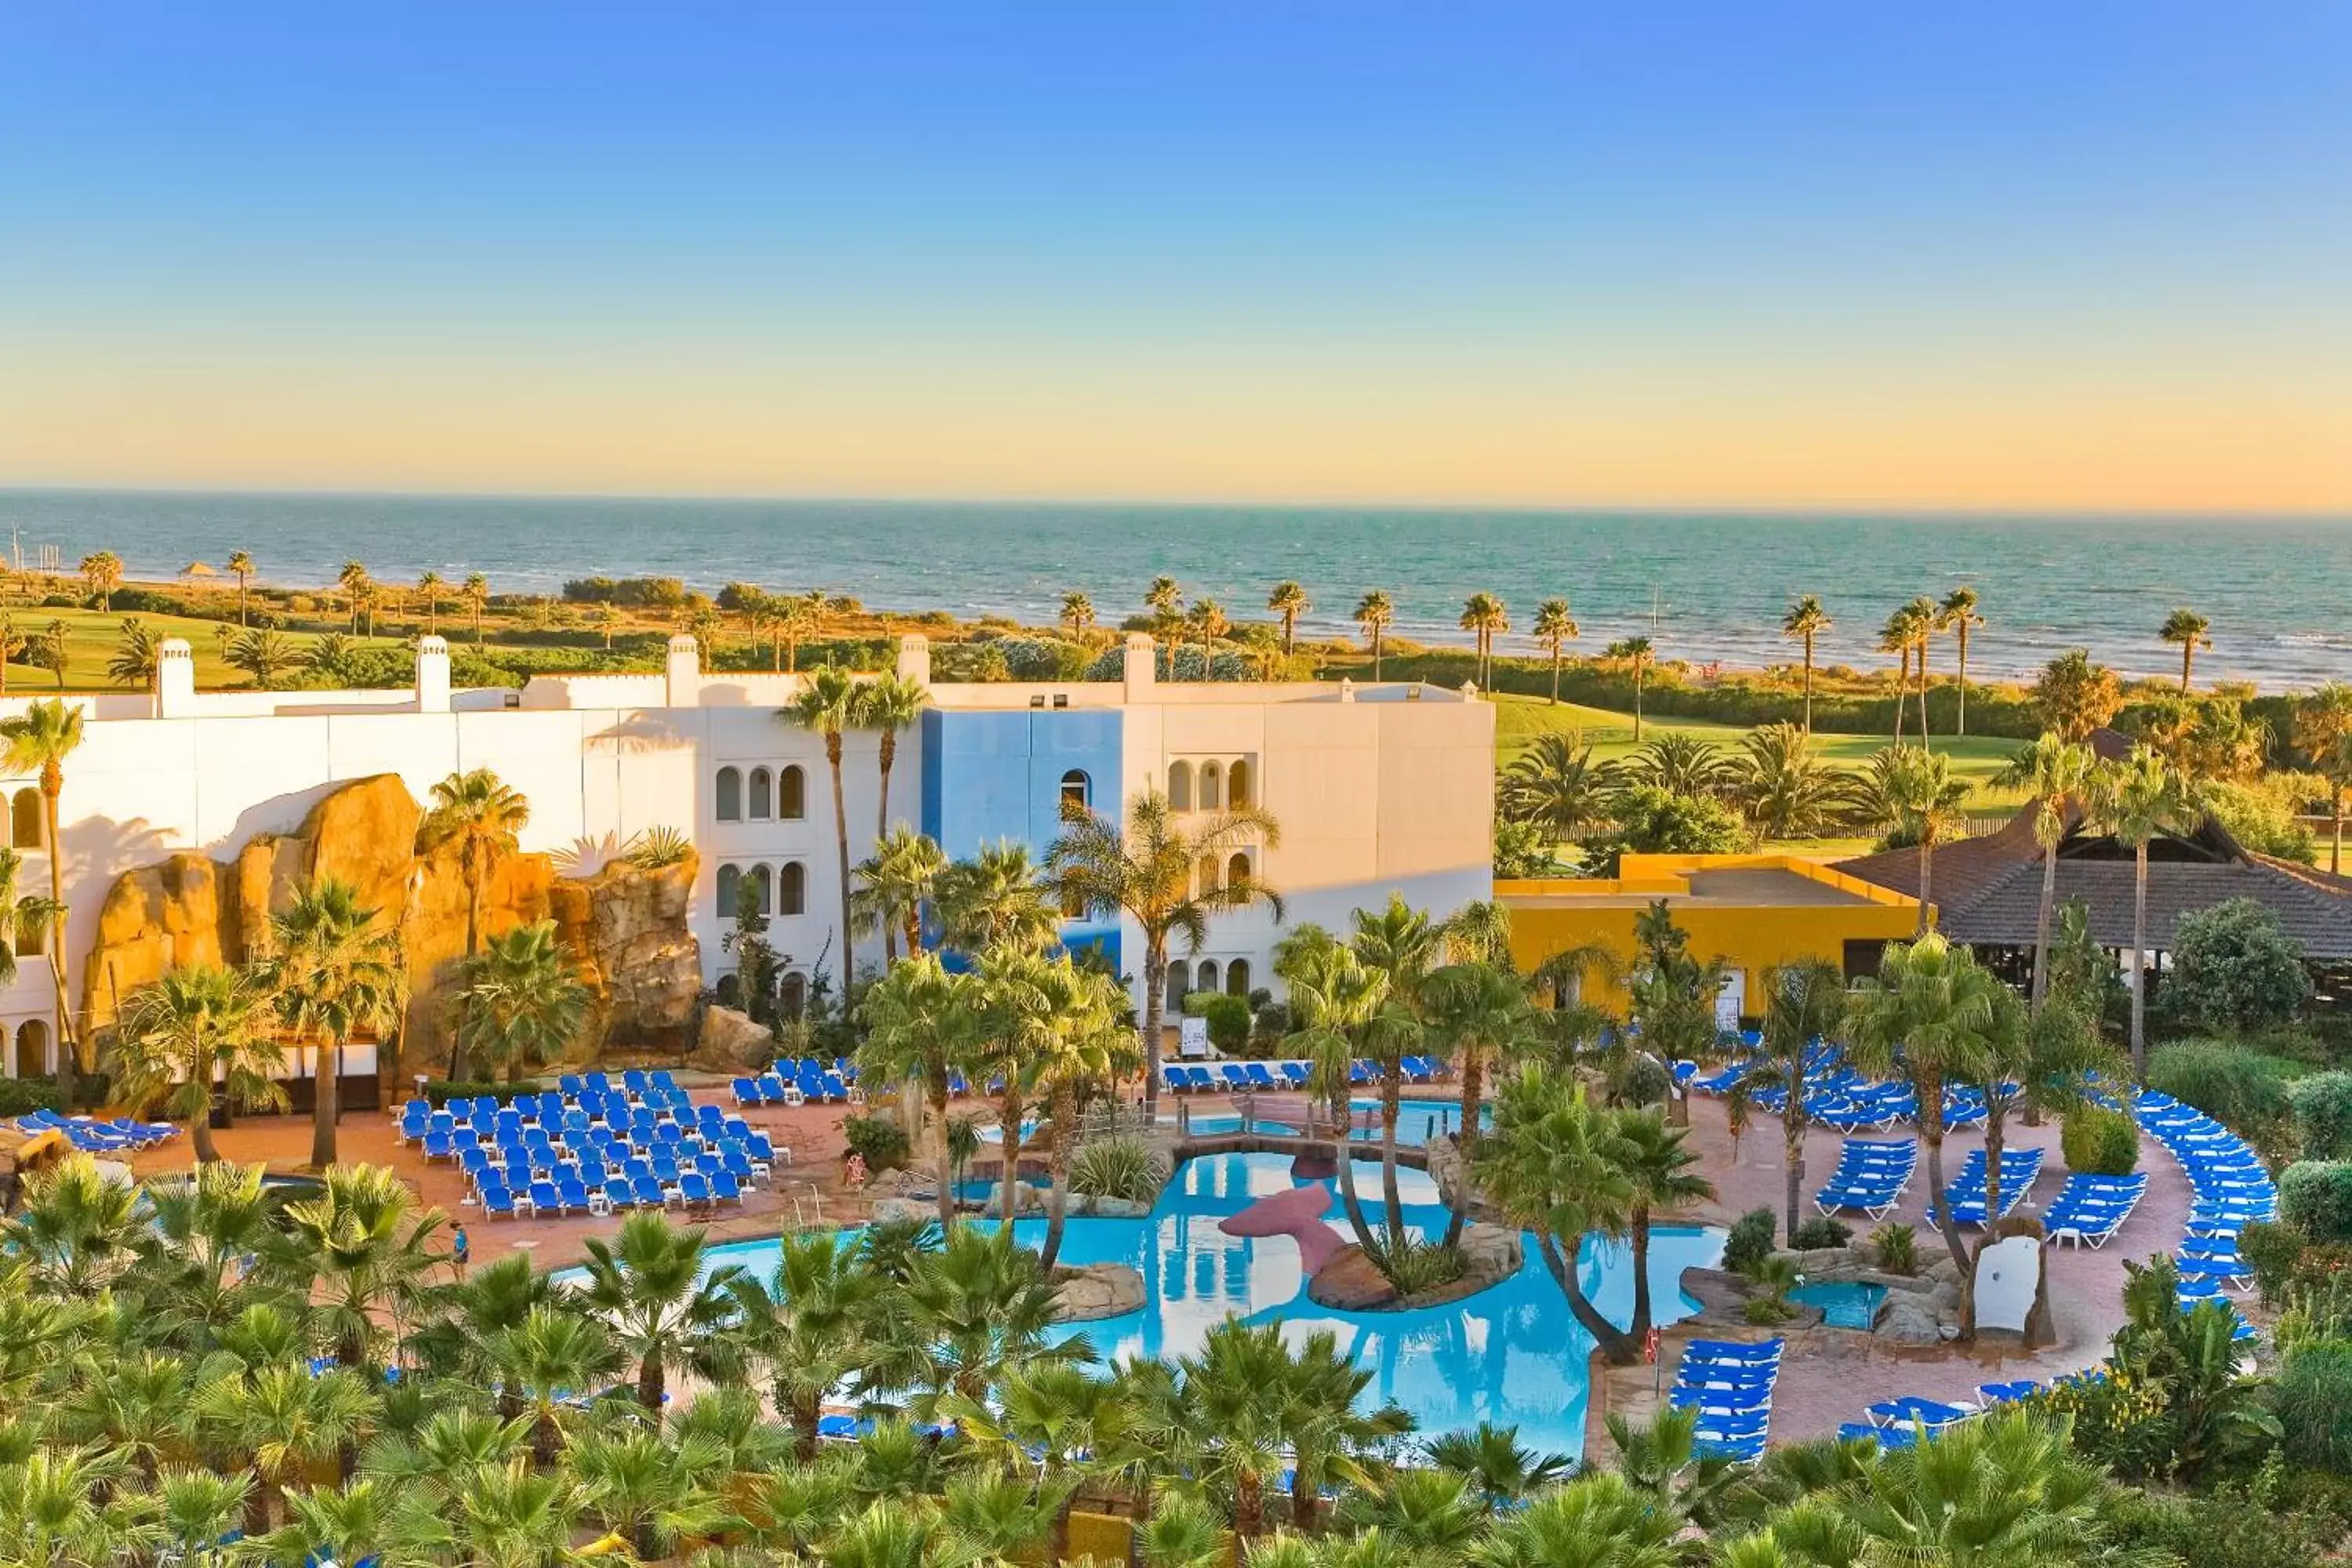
578,1211 -> 746,1421
1168,1319 -> 1294,1537
724,1229 -> 879,1460
1938,586 -> 1984,735
1779,596 -> 1831,732
2090,745 -> 2204,1070
858,953 -> 985,1229
938,1363 -> 1130,1560
144,1158 -> 278,1333
191,1361 -> 376,1530
851,825 -> 948,964
1867,744 -> 1969,936
1421,961 -> 1534,1243
1458,593 -> 1508,687
1749,959 -> 1847,1239
226,548 -> 256,624
1425,1422 -> 1572,1513
1,698 -> 86,1102
267,1163 -> 444,1370
1613,1109 -> 1712,1341
270,876 -> 405,1167
1604,637 -> 1655,739
781,665 -> 862,996
933,840 -> 1061,955
1279,938 -> 1394,1247
887,1224 -> 1091,1414
569,1425 -> 731,1560
1468,1460 -> 1681,1568
2159,606 -> 2212,692
453,920 -> 586,1086
462,572 -> 491,642
1279,1329 -> 1414,1534
1007,953 -> 1132,1268
1350,895 -> 1448,1228
416,767 -> 530,1078
1145,575 -> 1183,622
1059,590 -> 1095,637
1903,593 -> 1940,736
1498,734 -> 1620,840
2296,681 -> 2352,874
111,964 -> 286,1163
1531,598 -> 1578,702
1047,786 -> 1282,1120
1995,732 -> 2096,1007
385,1453 -> 591,1568
855,672 -> 931,835
1354,590 -> 1394,679
485,1303 -> 625,1467
1268,580 -> 1311,656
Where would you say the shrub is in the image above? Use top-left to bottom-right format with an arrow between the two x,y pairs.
1790,1216 -> 1852,1250
1722,1207 -> 1776,1275
840,1112 -> 911,1172
2281,1161 -> 2352,1244
1194,993 -> 1252,1056
1869,1222 -> 1918,1275
0,1078 -> 64,1116
2166,898 -> 2312,1034
2060,1105 -> 2142,1176
2291,1071 -> 2352,1160
2280,1344 -> 2352,1473
1068,1137 -> 1167,1204
2238,1218 -> 2307,1303
1250,1000 -> 1290,1049
1360,1232 -> 1467,1296
2145,1040 -> 2292,1136
419,1078 -> 546,1107
1742,1295 -> 1796,1326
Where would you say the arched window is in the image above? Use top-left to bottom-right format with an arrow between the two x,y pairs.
1226,958 -> 1251,997
714,972 -> 742,1007
9,789 -> 39,850
1199,760 -> 1222,811
16,1018 -> 48,1076
749,767 -> 773,820
716,767 -> 742,822
715,863 -> 741,917
1165,961 -> 1189,1011
1196,853 -> 1220,898
1227,851 -> 1252,888
778,765 -> 806,820
1167,761 -> 1193,811
778,861 -> 807,916
1060,769 -> 1091,813
1228,759 -> 1252,808
750,864 -> 774,916
779,972 -> 808,1018
1196,960 -> 1220,995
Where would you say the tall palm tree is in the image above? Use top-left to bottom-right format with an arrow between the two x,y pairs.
1047,786 -> 1283,1120
336,561 -> 371,633
1938,586 -> 1984,736
454,920 -> 586,1084
1058,590 -> 1095,638
1279,936 -> 1395,1248
1603,637 -> 1655,740
1904,593 -> 1939,737
2,698 -> 85,1102
933,840 -> 1061,956
1182,597 -> 1229,661
1995,732 -> 2096,1007
1422,960 -> 1534,1245
1779,596 -> 1831,732
1145,575 -> 1183,623
461,572 -> 490,644
112,965 -> 287,1163
1354,590 -> 1394,679
271,877 -> 406,1167
1867,744 -> 1969,936
782,665 -> 861,996
2295,682 -> 2352,874
1278,1330 -> 1415,1534
1876,606 -> 1916,742
858,953 -> 985,1229
724,1229 -> 878,1460
1007,953 -> 1133,1268
851,826 -> 948,965
225,549 -> 256,626
414,571 -> 445,632
578,1211 -> 745,1421
1613,1109 -> 1711,1342
855,671 -> 930,835
2091,745 -> 2203,1071
416,768 -> 529,1080
1166,1319 -> 1295,1538
2160,607 -> 2212,693
1751,957 -> 1848,1240
1458,593 -> 1508,687
1351,895 -> 1449,1231
1532,598 -> 1579,704
1267,580 -> 1310,656
78,550 -> 123,611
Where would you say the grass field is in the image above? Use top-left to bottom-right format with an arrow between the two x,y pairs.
0,605 -> 422,693
1494,691 -> 2030,809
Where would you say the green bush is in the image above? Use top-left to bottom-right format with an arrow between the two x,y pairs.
2238,1218 -> 2307,1303
2060,1105 -> 2142,1175
2280,1344 -> 2352,1472
2281,1161 -> 2352,1244
419,1079 -> 546,1107
1193,993 -> 1253,1056
1722,1207 -> 1777,1275
1790,1216 -> 1852,1250
1869,1222 -> 1918,1276
2166,898 -> 2313,1034
0,1078 -> 64,1116
1068,1137 -> 1167,1204
840,1112 -> 911,1172
1742,1295 -> 1796,1326
2291,1071 -> 2352,1160
2145,1040 -> 2292,1136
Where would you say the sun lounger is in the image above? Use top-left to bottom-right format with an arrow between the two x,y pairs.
1867,1396 -> 1973,1430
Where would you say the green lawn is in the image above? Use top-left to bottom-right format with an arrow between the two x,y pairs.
0,604 -> 415,693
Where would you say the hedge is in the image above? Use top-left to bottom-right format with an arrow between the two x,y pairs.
2060,1105 -> 2142,1176
2279,1161 -> 2352,1244
2290,1071 -> 2352,1161
0,1077 -> 65,1116
417,1078 -> 548,1107
2144,1040 -> 2293,1137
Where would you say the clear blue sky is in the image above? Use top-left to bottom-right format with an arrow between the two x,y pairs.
3,2 -> 2347,506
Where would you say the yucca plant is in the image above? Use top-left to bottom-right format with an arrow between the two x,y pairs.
1359,1232 -> 1466,1297
1067,1137 -> 1167,1207
622,826 -> 695,869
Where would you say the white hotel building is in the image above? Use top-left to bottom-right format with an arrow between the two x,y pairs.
0,632 -> 1494,1078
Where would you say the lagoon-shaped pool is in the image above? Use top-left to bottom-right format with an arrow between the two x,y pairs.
692,1150 -> 1721,1461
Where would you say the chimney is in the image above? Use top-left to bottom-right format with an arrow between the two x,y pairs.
1123,632 -> 1157,702
895,633 -> 931,687
666,635 -> 700,706
154,638 -> 195,718
416,634 -> 452,713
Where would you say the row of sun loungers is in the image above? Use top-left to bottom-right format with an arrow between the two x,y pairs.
13,1109 -> 180,1152
1813,1138 -> 1917,1219
733,1062 -> 858,1106
1156,1056 -> 1447,1094
1665,1338 -> 1782,1463
2136,1091 -> 2270,1332
1835,1379 -> 2045,1449
2044,1171 -> 2149,1249
1924,1146 -> 2042,1228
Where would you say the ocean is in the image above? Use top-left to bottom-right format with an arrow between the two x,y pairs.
3,489 -> 2347,690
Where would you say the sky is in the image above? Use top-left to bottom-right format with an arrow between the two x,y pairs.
2,2 -> 2348,510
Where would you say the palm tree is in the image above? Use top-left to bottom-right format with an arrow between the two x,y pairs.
1604,637 -> 1655,739
106,618 -> 162,687
1145,575 -> 1183,624
1279,937 -> 1393,1248
414,571 -> 445,632
1468,1064 -> 1639,1364
1499,734 -> 1621,842
1938,586 -> 1984,735
933,840 -> 1061,955
1876,606 -> 1915,742
78,550 -> 123,610
578,1210 -> 745,1421
1354,590 -> 1394,679
1613,1109 -> 1711,1342
1048,786 -> 1282,1120
485,1303 -> 624,1466
269,1163 -> 445,1370
570,1426 -> 729,1560
226,549 -> 256,625
782,665 -> 861,996
1278,1330 -> 1414,1534
1421,961 -> 1533,1243
592,601 -> 620,648
416,768 -> 528,1080
1779,596 -> 1831,732
2,699 -> 85,1102
461,572 -> 490,643
1867,744 -> 1969,936
1751,958 -> 1847,1240
1845,934 -> 2003,1276
1059,590 -> 1095,637
271,877 -> 406,1167
1266,580 -> 1311,657
1731,722 -> 1860,841
855,671 -> 930,835
1458,593 -> 1508,687
2160,607 -> 2212,692
851,825 -> 948,965
1182,597 -> 1229,660
1904,593 -> 1939,737
226,627 -> 296,688
336,560 -> 371,633
724,1229 -> 879,1459
1532,598 -> 1579,703
858,953 -> 985,1229
771,590 -> 825,673
1167,1319 -> 1294,1537
1351,896 -> 1450,1231
1017,957 -> 1132,1266
2296,682 -> 2352,874
891,1223 -> 1088,1411
1425,1423 -> 1571,1513
454,920 -> 586,1084
2091,745 -> 2203,1071
110,966 -> 285,1163
191,1362 -> 376,1531
940,1363 -> 1128,1561
1995,733 -> 2096,1007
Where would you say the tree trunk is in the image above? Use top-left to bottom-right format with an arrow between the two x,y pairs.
1334,1109 -> 1377,1250
1892,649 -> 1907,742
1633,670 -> 1644,741
1915,835 -> 1933,937
788,1388 -> 822,1463
1956,630 -> 1969,736
931,1076 -> 956,1231
1916,643 -> 1931,738
1236,1471 -> 1263,1540
1140,939 -> 1167,1123
1441,1047 -> 1483,1247
2181,645 -> 2193,694
2031,837 -> 2057,1010
1380,1073 -> 1403,1239
1802,637 -> 1813,733
1290,1461 -> 1319,1534
1920,1076 -> 1969,1273
1629,1208 -> 1655,1341
638,1352 -> 665,1421
310,1032 -> 339,1169
1537,1232 -> 1639,1364
1783,1120 -> 1805,1242
2130,842 -> 2149,1073
192,1104 -> 219,1163
829,736 -> 853,999
1040,1082 -> 1076,1270
877,732 -> 897,837
42,779 -> 74,1109
1549,652 -> 1561,704
2334,787 -> 2343,877
998,1087 -> 1025,1223
1372,628 -> 1383,681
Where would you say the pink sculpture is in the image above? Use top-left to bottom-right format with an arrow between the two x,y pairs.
1219,1183 -> 1345,1272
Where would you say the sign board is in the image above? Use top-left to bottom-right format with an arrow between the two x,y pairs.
1715,970 -> 1747,1033
1178,1017 -> 1211,1058
1973,1235 -> 2042,1334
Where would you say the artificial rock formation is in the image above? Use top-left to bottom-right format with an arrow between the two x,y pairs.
82,774 -> 700,1073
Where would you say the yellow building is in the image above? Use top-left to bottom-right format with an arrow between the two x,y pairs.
1498,854 -> 1926,1022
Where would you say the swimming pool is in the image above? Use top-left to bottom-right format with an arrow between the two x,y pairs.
1790,1279 -> 1886,1330
1183,1098 -> 1493,1145
692,1150 -> 1720,1461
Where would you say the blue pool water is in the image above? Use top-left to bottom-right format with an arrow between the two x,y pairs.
691,1150 -> 1721,1461
1789,1280 -> 1886,1330
1185,1098 -> 1492,1146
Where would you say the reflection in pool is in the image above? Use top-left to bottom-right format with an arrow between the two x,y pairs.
694,1150 -> 1721,1461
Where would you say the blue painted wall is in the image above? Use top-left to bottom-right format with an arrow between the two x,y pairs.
919,708 -> 1123,967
